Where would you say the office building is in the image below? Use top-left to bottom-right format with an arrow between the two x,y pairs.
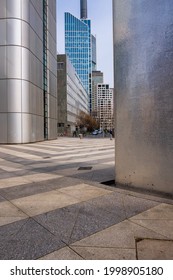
92,35 -> 97,71
65,0 -> 93,112
57,54 -> 89,135
65,12 -> 91,97
97,84 -> 114,130
0,0 -> 57,143
113,0 -> 173,195
91,71 -> 103,117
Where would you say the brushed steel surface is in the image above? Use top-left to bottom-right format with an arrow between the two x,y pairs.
0,46 -> 6,78
113,0 -> 173,195
0,19 -> 6,45
0,113 -> 7,143
7,46 -> 22,79
7,113 -> 22,143
7,19 -> 21,45
7,0 -> 21,18
7,80 -> 22,112
0,80 -> 7,113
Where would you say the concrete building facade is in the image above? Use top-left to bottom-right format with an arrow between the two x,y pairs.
57,54 -> 89,135
113,0 -> 173,196
0,0 -> 57,143
91,71 -> 103,117
97,84 -> 114,130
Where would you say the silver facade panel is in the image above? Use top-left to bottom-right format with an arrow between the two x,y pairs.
0,80 -> 7,112
0,19 -> 6,45
22,0 -> 30,22
0,113 -> 7,143
21,80 -> 30,113
0,46 -> 6,78
0,0 -> 6,18
21,113 -> 32,143
22,21 -> 30,48
113,0 -> 173,195
7,80 -> 22,112
7,19 -> 21,45
22,48 -> 30,80
29,3 -> 43,39
7,46 -> 22,79
7,113 -> 22,143
7,0 -> 21,18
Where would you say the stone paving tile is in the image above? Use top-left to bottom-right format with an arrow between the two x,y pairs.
0,176 -> 80,201
68,201 -> 128,244
86,192 -> 126,217
72,220 -> 167,249
123,195 -> 160,218
136,239 -> 173,260
2,146 -> 53,158
39,247 -> 83,260
130,203 -> 173,220
12,189 -> 80,217
58,183 -> 112,202
34,204 -> 81,244
131,220 -> 173,239
0,219 -> 65,260
0,194 -> 5,203
0,173 -> 62,189
35,197 -> 126,245
112,185 -> 173,205
0,146 -> 41,160
129,203 -> 173,239
0,201 -> 27,226
71,246 -> 136,260
0,218 -> 28,240
0,171 -> 18,179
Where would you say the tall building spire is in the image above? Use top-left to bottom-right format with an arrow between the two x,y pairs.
80,0 -> 87,19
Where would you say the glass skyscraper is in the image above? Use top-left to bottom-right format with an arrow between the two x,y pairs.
65,12 -> 91,111
92,35 -> 97,71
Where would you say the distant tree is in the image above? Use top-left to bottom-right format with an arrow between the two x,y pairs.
76,111 -> 99,132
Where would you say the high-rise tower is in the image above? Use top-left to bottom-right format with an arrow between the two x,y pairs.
65,12 -> 91,100
65,0 -> 96,112
80,0 -> 88,19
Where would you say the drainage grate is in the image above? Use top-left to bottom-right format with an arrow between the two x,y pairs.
43,156 -> 51,159
78,166 -> 93,170
101,180 -> 115,186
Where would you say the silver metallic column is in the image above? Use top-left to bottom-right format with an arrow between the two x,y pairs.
0,0 -> 57,143
113,0 -> 173,195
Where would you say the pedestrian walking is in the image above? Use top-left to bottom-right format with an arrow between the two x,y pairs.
110,129 -> 113,140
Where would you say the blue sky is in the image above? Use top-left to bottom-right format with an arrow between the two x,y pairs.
56,0 -> 113,87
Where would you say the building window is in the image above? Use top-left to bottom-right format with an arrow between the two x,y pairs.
57,62 -> 64,70
58,123 -> 64,127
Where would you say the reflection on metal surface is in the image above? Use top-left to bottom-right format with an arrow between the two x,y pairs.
113,0 -> 173,195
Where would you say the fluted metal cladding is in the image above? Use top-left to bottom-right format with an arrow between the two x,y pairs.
113,0 -> 173,195
80,0 -> 87,19
0,0 -> 57,143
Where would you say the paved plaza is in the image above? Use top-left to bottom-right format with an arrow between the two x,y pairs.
0,137 -> 172,260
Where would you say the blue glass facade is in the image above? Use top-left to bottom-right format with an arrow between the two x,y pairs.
92,35 -> 97,71
65,13 -> 91,110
